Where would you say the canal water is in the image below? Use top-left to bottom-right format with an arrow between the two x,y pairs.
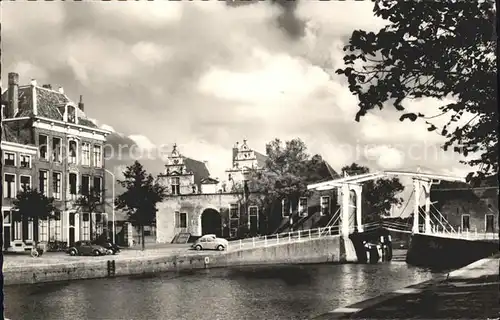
4,261 -> 443,320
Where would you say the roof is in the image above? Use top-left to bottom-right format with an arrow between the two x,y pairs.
254,150 -> 268,167
1,125 -> 20,143
201,177 -> 219,184
184,158 -> 211,187
3,84 -> 98,129
324,161 -> 340,179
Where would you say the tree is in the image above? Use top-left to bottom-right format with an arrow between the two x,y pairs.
13,188 -> 57,246
75,186 -> 105,241
240,138 -> 335,233
341,163 -> 405,222
116,161 -> 167,250
337,1 -> 497,182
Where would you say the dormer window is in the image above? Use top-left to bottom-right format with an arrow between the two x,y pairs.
67,105 -> 76,123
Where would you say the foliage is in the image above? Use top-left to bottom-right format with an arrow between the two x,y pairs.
13,188 -> 57,244
337,0 -> 497,181
341,163 -> 405,221
116,161 -> 167,249
239,138 -> 336,231
75,186 -> 104,240
13,188 -> 57,221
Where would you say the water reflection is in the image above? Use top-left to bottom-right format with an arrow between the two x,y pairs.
5,263 -> 442,320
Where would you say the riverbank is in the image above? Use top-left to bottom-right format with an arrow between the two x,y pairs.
313,254 -> 499,319
2,237 -> 345,285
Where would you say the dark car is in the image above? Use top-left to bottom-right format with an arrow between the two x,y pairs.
67,241 -> 108,256
92,239 -> 120,255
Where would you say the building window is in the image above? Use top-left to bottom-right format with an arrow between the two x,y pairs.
249,206 -> 259,233
171,177 -> 180,195
4,173 -> 16,198
14,220 -> 22,240
281,198 -> 290,217
39,170 -> 48,196
180,212 -> 187,228
82,213 -> 90,240
461,214 -> 470,231
20,175 -> 31,191
298,197 -> 308,217
82,143 -> 91,166
229,203 -> 239,219
93,176 -> 102,201
54,212 -> 62,240
53,172 -> 62,199
320,196 -> 331,216
69,173 -> 77,200
39,134 -> 49,160
27,219 -> 34,240
82,175 -> 90,195
20,154 -> 31,168
39,219 -> 48,242
68,140 -> 77,164
485,214 -> 495,233
3,210 -> 11,224
93,145 -> 102,168
229,203 -> 239,238
52,137 -> 62,162
4,152 -> 15,166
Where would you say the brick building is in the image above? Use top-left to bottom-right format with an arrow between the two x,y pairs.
1,72 -> 111,251
156,140 -> 340,243
431,176 -> 498,233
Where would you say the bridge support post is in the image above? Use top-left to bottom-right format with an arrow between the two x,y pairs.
412,179 -> 421,233
422,181 -> 432,234
341,183 -> 351,238
354,185 -> 363,232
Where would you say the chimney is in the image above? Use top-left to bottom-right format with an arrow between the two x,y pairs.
78,95 -> 84,111
58,86 -> 64,94
7,72 -> 19,118
30,79 -> 37,86
42,84 -> 52,90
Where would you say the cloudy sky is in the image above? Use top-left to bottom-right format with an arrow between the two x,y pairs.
2,1 -> 473,213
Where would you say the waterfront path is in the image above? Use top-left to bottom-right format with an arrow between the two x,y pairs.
2,244 -> 217,270
314,255 -> 499,319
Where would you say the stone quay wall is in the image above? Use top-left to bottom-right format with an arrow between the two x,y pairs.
3,236 -> 350,286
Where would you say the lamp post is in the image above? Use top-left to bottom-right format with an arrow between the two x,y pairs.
242,167 -> 251,232
104,168 -> 116,244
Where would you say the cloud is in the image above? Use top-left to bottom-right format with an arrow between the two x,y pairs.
128,134 -> 157,151
1,0 -> 475,197
365,145 -> 405,169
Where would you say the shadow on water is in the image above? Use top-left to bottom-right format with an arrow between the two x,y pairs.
225,264 -> 314,285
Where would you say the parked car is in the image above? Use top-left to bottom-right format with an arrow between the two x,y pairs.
191,234 -> 228,251
67,241 -> 108,256
92,239 -> 120,255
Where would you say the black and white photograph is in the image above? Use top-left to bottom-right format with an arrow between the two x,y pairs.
0,0 -> 498,319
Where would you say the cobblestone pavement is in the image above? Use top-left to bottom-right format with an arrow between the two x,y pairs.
1,244 -> 221,269
348,274 -> 500,319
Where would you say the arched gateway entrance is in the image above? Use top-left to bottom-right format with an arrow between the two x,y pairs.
201,209 -> 222,237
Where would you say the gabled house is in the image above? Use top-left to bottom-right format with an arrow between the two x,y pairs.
1,72 -> 111,251
156,140 -> 267,243
430,175 -> 498,233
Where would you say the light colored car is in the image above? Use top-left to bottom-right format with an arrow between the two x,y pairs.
192,234 -> 228,251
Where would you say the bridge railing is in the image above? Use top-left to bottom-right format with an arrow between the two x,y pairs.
227,222 -> 384,251
426,229 -> 499,241
228,225 -> 343,250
